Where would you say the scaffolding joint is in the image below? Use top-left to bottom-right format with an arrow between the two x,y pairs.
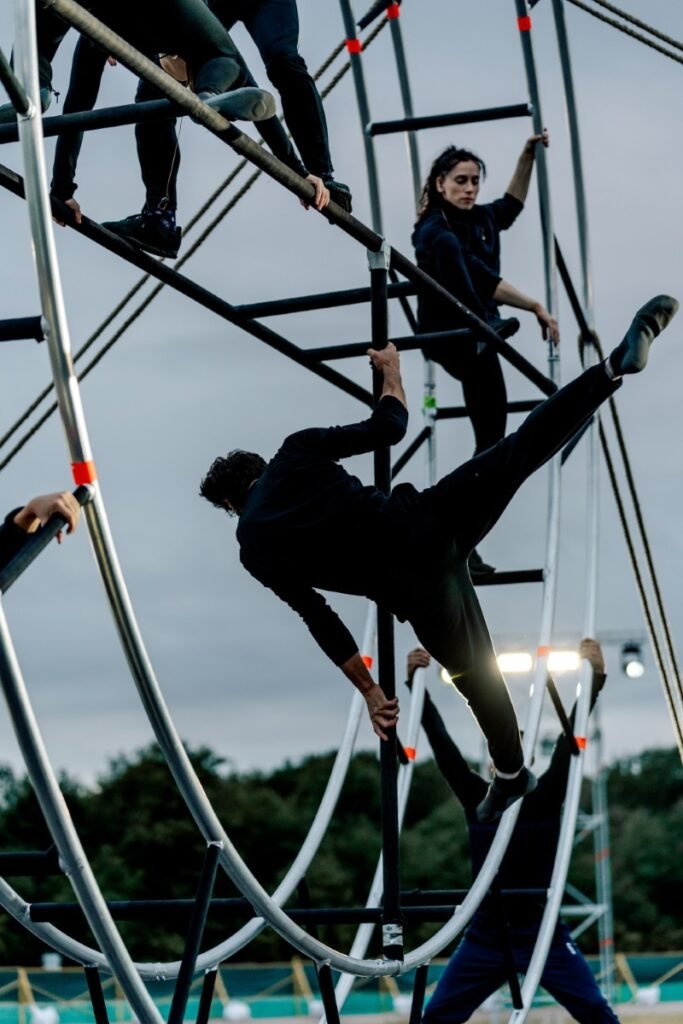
368,241 -> 391,271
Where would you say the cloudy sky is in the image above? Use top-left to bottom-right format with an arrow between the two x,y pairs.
0,0 -> 681,786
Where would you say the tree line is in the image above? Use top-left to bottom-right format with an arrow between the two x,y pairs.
0,743 -> 680,964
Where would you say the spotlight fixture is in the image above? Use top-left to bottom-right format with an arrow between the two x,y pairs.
621,642 -> 645,678
497,652 -> 533,674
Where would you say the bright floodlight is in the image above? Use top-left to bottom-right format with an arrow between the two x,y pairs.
622,642 -> 645,678
548,650 -> 580,673
497,652 -> 533,674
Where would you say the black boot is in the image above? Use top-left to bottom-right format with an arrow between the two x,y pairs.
102,211 -> 182,260
476,767 -> 537,824
607,295 -> 679,377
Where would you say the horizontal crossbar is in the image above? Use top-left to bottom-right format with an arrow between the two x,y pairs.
437,399 -> 542,420
0,316 -> 43,342
474,569 -> 545,586
367,103 -> 532,136
233,282 -> 415,319
0,97 -> 185,146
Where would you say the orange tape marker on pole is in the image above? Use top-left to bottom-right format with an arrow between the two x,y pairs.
362,654 -> 374,669
71,460 -> 97,485
346,38 -> 362,54
517,15 -> 532,32
387,3 -> 401,18
403,747 -> 416,761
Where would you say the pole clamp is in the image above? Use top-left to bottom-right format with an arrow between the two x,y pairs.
382,922 -> 404,947
368,241 -> 391,271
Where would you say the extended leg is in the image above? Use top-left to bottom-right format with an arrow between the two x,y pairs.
409,551 -> 523,774
422,930 -> 509,1024
540,924 -> 621,1023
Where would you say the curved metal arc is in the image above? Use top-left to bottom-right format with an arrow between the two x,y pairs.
0,601 -> 163,1024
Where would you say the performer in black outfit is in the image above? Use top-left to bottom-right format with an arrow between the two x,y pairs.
102,0 -> 353,255
0,492 -> 81,569
413,134 -> 557,456
406,642 -> 620,1024
199,295 -> 677,822
6,1 -> 275,247
49,37 -> 316,259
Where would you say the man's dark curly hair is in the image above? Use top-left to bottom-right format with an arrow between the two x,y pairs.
199,450 -> 266,515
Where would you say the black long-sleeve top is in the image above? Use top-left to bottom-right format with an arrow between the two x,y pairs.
411,193 -> 524,333
0,509 -> 30,571
416,673 -> 605,924
237,396 -> 408,666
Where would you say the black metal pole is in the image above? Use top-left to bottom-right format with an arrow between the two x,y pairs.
84,966 -> 110,1024
408,964 -> 429,1024
391,426 -> 432,480
316,963 -> 341,1024
195,969 -> 218,1024
0,97 -> 194,146
437,398 -> 541,420
233,282 -> 415,320
0,316 -> 43,342
0,485 -> 92,593
491,886 -> 523,1010
368,102 -> 531,136
0,845 -> 60,875
369,244 -> 403,962
167,841 -> 222,1024
0,47 -> 30,117
546,675 -> 581,755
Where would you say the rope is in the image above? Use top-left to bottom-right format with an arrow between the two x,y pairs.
0,18 -> 388,467
565,0 -> 683,68
590,0 -> 683,54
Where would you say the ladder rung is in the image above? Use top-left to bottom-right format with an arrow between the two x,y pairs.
438,399 -> 542,420
474,569 -> 544,586
0,316 -> 43,342
367,103 -> 531,136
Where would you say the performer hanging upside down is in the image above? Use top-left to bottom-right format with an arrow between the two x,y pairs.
0,492 -> 81,569
404,642 -> 621,1024
200,295 -> 677,823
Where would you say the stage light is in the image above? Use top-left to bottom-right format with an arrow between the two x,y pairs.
621,642 -> 644,678
548,650 -> 580,673
497,651 -> 533,674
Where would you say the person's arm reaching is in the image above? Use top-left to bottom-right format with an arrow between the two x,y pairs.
536,638 -> 607,807
493,279 -> 559,344
283,344 -> 408,461
405,649 -> 486,810
0,492 -> 81,570
240,555 -> 398,739
506,130 -> 549,204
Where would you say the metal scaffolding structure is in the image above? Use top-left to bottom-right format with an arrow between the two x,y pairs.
0,1 -> 681,1022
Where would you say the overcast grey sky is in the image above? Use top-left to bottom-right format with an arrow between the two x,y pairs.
0,0 -> 681,785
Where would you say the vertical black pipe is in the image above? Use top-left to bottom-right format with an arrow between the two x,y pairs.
195,969 -> 218,1024
168,841 -> 222,1024
408,964 -> 429,1024
84,966 -> 110,1024
491,886 -> 523,1009
369,245 -> 403,961
317,963 -> 341,1024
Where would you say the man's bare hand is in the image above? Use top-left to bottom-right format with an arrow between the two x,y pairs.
580,638 -> 605,675
13,491 -> 81,543
364,685 -> 399,741
367,342 -> 400,374
300,174 -> 330,211
407,647 -> 431,684
54,197 -> 82,227
524,129 -> 549,156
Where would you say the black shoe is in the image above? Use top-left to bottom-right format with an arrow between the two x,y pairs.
101,212 -> 182,260
322,177 -> 353,213
469,548 -> 496,578
196,87 -> 275,122
488,316 -> 521,341
608,295 -> 679,376
476,767 -> 537,824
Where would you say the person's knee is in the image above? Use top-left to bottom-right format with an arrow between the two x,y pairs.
266,51 -> 310,90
